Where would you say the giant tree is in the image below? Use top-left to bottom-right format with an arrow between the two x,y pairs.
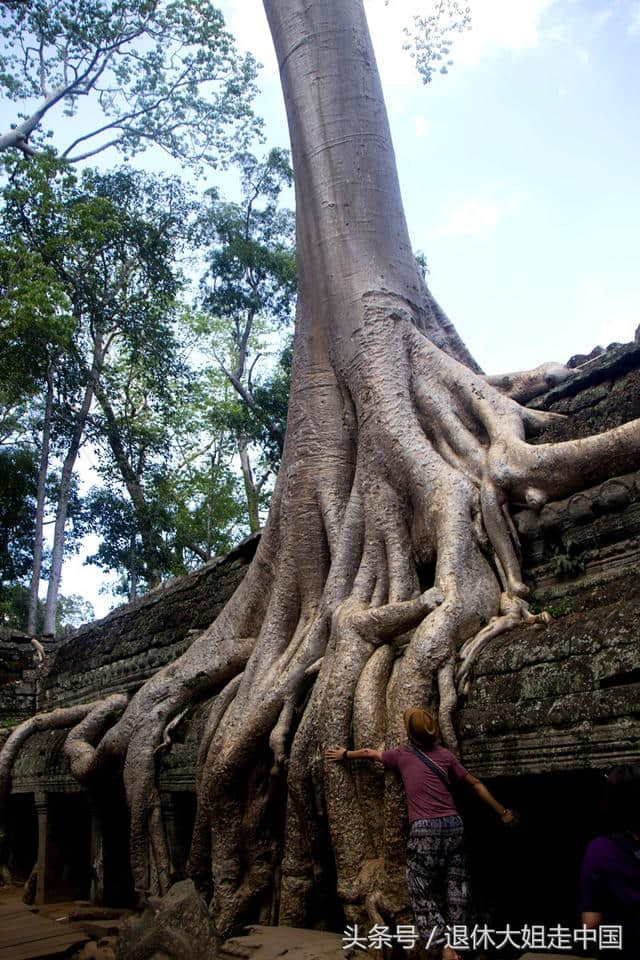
1,0 -> 639,944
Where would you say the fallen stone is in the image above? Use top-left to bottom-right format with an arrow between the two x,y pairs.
116,880 -> 214,960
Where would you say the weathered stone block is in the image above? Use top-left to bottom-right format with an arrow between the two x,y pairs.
116,880 -> 214,960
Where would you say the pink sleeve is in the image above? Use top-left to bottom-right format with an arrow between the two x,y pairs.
445,750 -> 469,781
382,747 -> 403,769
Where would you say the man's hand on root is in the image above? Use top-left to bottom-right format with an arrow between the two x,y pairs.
324,747 -> 384,763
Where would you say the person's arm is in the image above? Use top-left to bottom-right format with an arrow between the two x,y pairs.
464,772 -> 517,825
325,747 -> 384,763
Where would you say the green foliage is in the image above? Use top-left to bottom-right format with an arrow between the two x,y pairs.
0,583 -> 94,634
0,444 -> 93,605
194,148 -> 296,527
387,0 -> 472,84
414,250 -> 429,279
552,538 -> 585,579
1,154 -> 186,345
250,337 -> 292,468
0,447 -> 37,584
0,0 -> 260,165
0,246 -> 72,418
0,140 -> 296,614
55,593 -> 96,633
530,595 -> 574,619
0,151 -> 193,618
198,149 -> 297,331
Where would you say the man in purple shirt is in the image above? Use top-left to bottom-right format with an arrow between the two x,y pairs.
580,765 -> 640,959
327,707 -> 515,960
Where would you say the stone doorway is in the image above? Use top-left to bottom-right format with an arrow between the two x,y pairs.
462,769 -> 605,952
5,793 -> 37,883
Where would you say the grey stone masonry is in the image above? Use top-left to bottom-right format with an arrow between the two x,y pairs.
38,534 -> 259,711
0,629 -> 38,724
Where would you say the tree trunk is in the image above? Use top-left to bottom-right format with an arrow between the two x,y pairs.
93,380 -> 163,588
237,432 -> 261,534
5,0 -> 640,946
129,535 -> 138,603
43,340 -> 104,635
27,361 -> 55,636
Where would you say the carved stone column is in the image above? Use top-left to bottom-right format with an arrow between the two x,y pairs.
89,797 -> 105,905
34,791 -> 49,905
160,792 -> 178,879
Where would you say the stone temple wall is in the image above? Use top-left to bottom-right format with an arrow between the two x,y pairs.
459,342 -> 640,775
0,630 -> 38,725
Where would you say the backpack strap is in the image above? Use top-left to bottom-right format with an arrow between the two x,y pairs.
407,745 -> 451,790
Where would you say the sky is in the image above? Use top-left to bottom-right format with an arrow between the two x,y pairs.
20,0 -> 640,619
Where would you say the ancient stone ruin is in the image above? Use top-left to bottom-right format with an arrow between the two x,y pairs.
1,340 -> 639,948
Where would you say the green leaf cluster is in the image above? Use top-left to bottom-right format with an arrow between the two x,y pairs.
0,0 -> 261,165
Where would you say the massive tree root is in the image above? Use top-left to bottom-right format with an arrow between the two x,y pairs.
1,299 -> 638,935
0,696 -> 127,883
1,298 -> 625,936
1,0 -> 639,948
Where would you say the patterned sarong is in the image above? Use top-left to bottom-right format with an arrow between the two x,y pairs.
406,814 -> 469,949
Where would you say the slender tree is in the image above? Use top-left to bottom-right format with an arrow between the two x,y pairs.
196,148 -> 296,530
1,0 -> 639,942
2,158 -> 185,632
0,234 -> 73,633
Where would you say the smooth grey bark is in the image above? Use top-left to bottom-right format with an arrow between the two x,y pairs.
264,0 -> 479,369
0,87 -> 68,156
237,432 -> 261,534
27,361 -> 55,635
93,378 -> 163,588
129,534 -> 138,603
43,337 -> 105,635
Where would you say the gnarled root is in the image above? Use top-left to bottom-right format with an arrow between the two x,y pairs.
64,693 -> 129,781
485,361 -> 573,402
177,303 -> 640,937
456,593 -> 551,696
0,699 -> 127,882
5,295 -> 638,939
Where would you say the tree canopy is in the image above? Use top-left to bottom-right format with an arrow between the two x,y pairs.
0,0 -> 259,165
0,139 -> 295,625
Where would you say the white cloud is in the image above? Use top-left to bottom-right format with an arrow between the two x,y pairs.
453,0 -> 557,61
362,0 -> 561,93
437,186 -> 525,237
504,190 -> 524,214
591,8 -> 614,30
438,197 -> 500,237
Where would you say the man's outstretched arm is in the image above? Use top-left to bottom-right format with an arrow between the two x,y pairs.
325,747 -> 384,763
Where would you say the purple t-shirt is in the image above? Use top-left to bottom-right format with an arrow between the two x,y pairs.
382,744 -> 468,822
580,834 -> 640,958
